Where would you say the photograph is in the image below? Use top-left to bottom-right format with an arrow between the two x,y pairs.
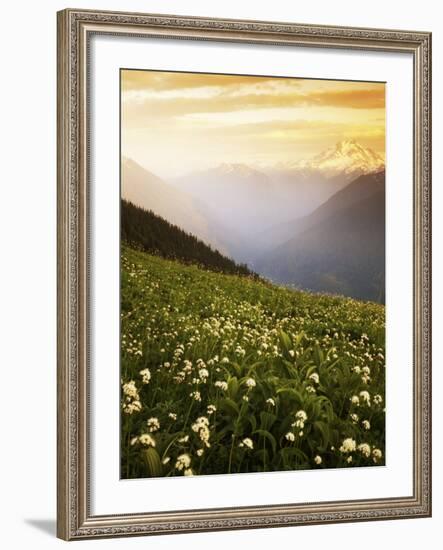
120,69 -> 386,479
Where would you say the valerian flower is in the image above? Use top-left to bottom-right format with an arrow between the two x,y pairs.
139,368 -> 151,385
339,438 -> 357,454
372,448 -> 383,463
175,454 -> 191,471
147,417 -> 160,432
239,438 -> 254,450
138,434 -> 156,447
309,373 -> 320,384
359,390 -> 371,405
357,443 -> 371,458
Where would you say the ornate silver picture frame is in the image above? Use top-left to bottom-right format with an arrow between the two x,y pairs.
57,8 -> 431,540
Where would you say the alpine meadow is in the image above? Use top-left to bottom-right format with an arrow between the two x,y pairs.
120,69 -> 386,478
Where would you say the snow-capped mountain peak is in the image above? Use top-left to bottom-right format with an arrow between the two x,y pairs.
290,139 -> 385,177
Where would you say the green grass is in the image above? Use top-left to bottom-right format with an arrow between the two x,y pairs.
121,244 -> 385,478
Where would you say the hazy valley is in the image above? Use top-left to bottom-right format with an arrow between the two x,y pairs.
122,139 -> 385,303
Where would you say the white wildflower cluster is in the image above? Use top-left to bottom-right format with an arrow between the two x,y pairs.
361,366 -> 371,384
147,417 -> 160,432
122,380 -> 142,415
285,432 -> 295,442
178,435 -> 189,443
339,438 -> 357,454
359,390 -> 371,405
266,398 -> 275,407
207,404 -> 217,415
124,335 -> 143,357
361,420 -> 371,431
373,394 -> 383,405
291,410 -> 307,436
122,380 -> 139,399
372,448 -> 383,463
168,412 -> 177,421
191,417 -> 211,448
351,390 -> 371,407
175,453 -> 191,471
245,378 -> 256,389
131,433 -> 156,447
350,413 -> 359,424
173,344 -> 185,362
139,368 -> 151,385
309,372 -> 320,384
196,358 -> 209,382
314,455 -> 322,465
357,443 -> 371,458
239,437 -> 254,450
189,390 -> 201,402
199,368 -> 209,381
214,380 -> 228,391
182,359 -> 193,374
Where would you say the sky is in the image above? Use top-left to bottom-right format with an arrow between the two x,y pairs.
121,69 -> 385,179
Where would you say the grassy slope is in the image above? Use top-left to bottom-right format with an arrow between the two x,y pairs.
121,244 -> 385,478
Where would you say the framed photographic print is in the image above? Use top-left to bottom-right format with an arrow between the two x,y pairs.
57,8 -> 432,540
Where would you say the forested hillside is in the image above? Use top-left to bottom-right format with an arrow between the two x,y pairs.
121,200 -> 254,277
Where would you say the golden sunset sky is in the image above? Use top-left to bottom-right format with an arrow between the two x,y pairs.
121,69 -> 385,178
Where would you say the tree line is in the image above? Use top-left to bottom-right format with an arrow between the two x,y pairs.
121,200 -> 255,277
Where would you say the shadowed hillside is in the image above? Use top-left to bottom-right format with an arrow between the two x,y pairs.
255,172 -> 385,303
121,200 -> 254,277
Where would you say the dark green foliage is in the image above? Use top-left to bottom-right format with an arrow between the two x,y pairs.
121,246 -> 385,478
121,199 -> 254,277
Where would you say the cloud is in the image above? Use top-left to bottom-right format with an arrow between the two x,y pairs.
122,70 -> 384,119
121,70 -> 281,92
123,89 -> 385,128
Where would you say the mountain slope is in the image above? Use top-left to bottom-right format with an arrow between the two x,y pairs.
256,171 -> 385,253
121,200 -> 254,277
121,244 -> 385,477
256,172 -> 385,302
122,157 -> 231,254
